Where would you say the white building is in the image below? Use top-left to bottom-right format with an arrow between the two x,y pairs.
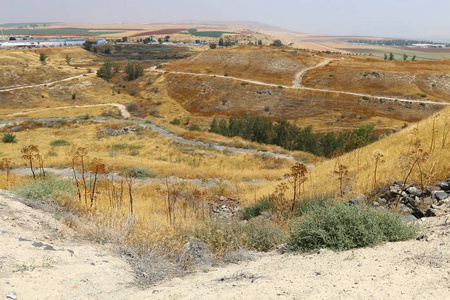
0,37 -> 108,49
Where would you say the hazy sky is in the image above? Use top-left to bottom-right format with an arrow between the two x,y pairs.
2,0 -> 449,41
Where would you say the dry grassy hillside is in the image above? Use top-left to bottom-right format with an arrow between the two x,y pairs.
0,48 -> 141,115
161,72 -> 440,131
164,45 -> 327,85
303,57 -> 450,102
304,106 -> 450,198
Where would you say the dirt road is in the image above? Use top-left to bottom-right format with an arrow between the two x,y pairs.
0,73 -> 96,93
1,190 -> 449,300
3,103 -> 131,119
292,58 -> 337,88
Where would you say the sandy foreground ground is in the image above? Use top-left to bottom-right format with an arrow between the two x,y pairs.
0,190 -> 449,300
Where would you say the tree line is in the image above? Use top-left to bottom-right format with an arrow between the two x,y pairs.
209,114 -> 378,157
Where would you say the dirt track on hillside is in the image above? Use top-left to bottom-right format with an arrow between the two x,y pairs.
3,103 -> 131,118
0,73 -> 96,92
1,190 -> 449,300
151,60 -> 450,106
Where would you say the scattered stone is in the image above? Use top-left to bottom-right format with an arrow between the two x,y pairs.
98,126 -> 135,136
176,241 -> 213,270
407,187 -> 422,197
434,191 -> 448,201
6,291 -> 17,300
368,179 -> 450,220
318,248 -> 331,255
209,196 -> 240,219
277,243 -> 288,254
438,181 -> 450,191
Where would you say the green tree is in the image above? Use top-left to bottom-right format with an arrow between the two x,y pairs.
209,43 -> 217,49
209,118 -> 219,133
218,119 -> 229,136
97,62 -> 114,81
412,55 -> 417,61
389,52 -> 395,61
65,54 -> 72,65
39,53 -> 47,64
271,39 -> 283,47
403,54 -> 408,61
82,41 -> 92,51
383,53 -> 388,60
125,62 -> 144,81
218,37 -> 224,46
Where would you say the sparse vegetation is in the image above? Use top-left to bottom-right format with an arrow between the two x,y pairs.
125,62 -> 144,81
50,139 -> 70,147
2,133 -> 17,143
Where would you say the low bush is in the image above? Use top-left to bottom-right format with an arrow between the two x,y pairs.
14,176 -> 75,202
242,196 -> 275,220
170,118 -> 181,126
287,202 -> 418,252
2,133 -> 17,143
50,139 -> 70,147
189,124 -> 201,132
122,166 -> 158,179
194,218 -> 284,253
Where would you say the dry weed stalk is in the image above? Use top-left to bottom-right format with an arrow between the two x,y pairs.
273,182 -> 289,217
442,116 -> 450,149
21,145 -> 45,179
284,163 -> 308,212
71,147 -> 88,205
333,163 -> 349,197
88,158 -> 107,209
122,168 -> 137,215
0,158 -> 13,187
372,150 -> 385,186
395,138 -> 429,209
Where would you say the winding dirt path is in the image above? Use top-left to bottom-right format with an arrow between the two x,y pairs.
292,58 -> 337,88
0,73 -> 96,93
3,103 -> 131,118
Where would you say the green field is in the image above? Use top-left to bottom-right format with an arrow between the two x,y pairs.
342,47 -> 450,61
182,28 -> 238,38
2,29 -> 123,35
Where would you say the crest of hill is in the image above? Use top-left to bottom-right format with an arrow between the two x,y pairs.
307,106 -> 450,197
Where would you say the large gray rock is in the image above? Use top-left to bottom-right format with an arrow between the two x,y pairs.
406,186 -> 422,197
438,181 -> 450,191
434,191 -> 448,201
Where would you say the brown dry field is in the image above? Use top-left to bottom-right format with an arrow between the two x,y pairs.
130,28 -> 189,37
164,45 -> 327,85
302,56 -> 450,102
156,46 -> 446,131
162,73 -> 439,131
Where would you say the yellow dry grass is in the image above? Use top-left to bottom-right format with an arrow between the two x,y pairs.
304,106 -> 450,198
